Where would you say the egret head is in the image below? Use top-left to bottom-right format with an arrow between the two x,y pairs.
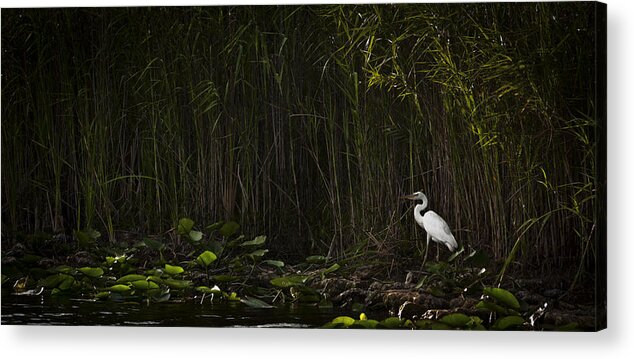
401,191 -> 426,201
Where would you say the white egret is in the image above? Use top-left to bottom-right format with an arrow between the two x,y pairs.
402,191 -> 458,268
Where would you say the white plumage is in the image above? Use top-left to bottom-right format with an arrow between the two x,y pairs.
403,191 -> 458,265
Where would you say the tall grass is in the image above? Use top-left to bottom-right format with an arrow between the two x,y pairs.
1,3 -> 603,280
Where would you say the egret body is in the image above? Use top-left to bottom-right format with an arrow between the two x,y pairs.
402,191 -> 458,268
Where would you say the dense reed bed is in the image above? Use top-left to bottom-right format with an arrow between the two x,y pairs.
1,4 -> 604,283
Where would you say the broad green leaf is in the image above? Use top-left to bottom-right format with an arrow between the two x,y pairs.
240,235 -> 266,246
351,319 -> 379,329
248,249 -> 268,258
475,300 -> 509,315
483,287 -> 520,310
39,274 -> 73,289
95,291 -> 110,300
196,285 -> 222,294
109,284 -> 131,293
205,221 -> 224,231
196,251 -> 217,267
305,255 -> 327,264
78,267 -> 104,278
164,279 -> 192,289
116,274 -> 147,284
164,264 -> 185,276
270,275 -> 309,288
188,230 -> 203,242
225,292 -> 240,301
57,277 -> 75,290
262,260 -> 285,268
332,316 -> 355,327
51,265 -> 74,274
492,315 -> 525,330
379,317 -> 403,329
320,263 -> 340,279
240,296 -> 274,308
219,221 -> 240,237
143,238 -> 165,251
439,313 -> 472,328
415,319 -> 436,329
177,217 -> 195,235
130,280 -> 159,290
147,275 -> 164,285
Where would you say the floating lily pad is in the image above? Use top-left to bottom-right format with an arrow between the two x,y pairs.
130,280 -> 159,290
240,296 -> 274,308
492,315 -> 525,330
331,316 -> 355,327
109,284 -> 131,293
188,230 -> 203,242
78,267 -> 104,278
164,279 -> 192,289
439,313 -> 472,328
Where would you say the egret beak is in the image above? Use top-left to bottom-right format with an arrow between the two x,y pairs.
400,194 -> 417,200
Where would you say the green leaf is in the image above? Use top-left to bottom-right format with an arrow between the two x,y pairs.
116,274 -> 147,284
74,229 -> 100,247
240,296 -> 274,308
262,260 -> 285,268
483,287 -> 520,310
109,284 -> 131,293
320,263 -> 340,279
332,316 -> 355,327
177,217 -> 195,235
164,279 -> 192,289
378,317 -> 403,329
492,315 -> 525,330
219,221 -> 240,237
205,221 -> 224,231
305,255 -> 327,264
240,235 -> 267,246
38,274 -> 73,289
475,300 -> 509,315
351,319 -> 379,329
188,230 -> 203,242
439,313 -> 472,328
415,319 -> 436,329
270,275 -> 309,288
78,267 -> 104,278
130,280 -> 159,290
196,285 -> 222,294
225,292 -> 240,301
196,250 -> 217,267
143,238 -> 165,251
248,249 -> 268,258
164,264 -> 185,276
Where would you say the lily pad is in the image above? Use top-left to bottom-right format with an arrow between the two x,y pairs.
78,267 -> 104,278
130,280 -> 159,290
492,315 -> 525,330
270,275 -> 309,288
188,230 -> 203,242
177,217 -> 195,235
109,284 -> 131,293
196,251 -> 217,267
439,313 -> 472,328
240,235 -> 266,246
212,274 -> 239,283
219,221 -> 240,237
332,316 -> 355,327
262,260 -> 285,268
483,287 -> 520,310
164,264 -> 185,276
240,296 -> 274,308
116,274 -> 147,284
163,279 -> 192,289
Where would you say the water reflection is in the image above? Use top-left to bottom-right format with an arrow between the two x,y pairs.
1,293 -> 357,327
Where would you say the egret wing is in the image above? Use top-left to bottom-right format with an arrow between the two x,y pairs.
422,211 -> 458,251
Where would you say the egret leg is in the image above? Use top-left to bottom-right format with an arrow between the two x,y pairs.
421,234 -> 431,271
436,242 -> 440,262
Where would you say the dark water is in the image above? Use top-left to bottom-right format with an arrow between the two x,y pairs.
1,292 -> 353,327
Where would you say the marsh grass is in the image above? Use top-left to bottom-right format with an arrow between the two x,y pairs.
1,4 -> 602,283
